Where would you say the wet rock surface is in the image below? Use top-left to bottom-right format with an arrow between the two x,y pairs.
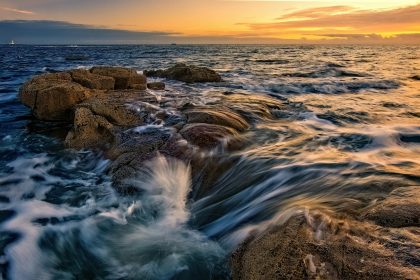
147,82 -> 165,90
144,63 -> 222,83
230,210 -> 420,280
363,187 -> 420,228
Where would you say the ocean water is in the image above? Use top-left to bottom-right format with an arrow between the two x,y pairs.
0,45 -> 419,279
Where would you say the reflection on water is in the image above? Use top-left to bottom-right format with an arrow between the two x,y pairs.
0,45 -> 419,279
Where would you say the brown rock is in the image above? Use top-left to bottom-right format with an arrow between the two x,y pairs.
222,93 -> 287,121
130,83 -> 147,90
180,123 -> 238,149
68,69 -> 115,90
64,107 -> 115,149
231,211 -> 419,280
184,107 -> 250,132
144,63 -> 222,83
363,187 -> 420,228
147,82 -> 165,90
90,66 -> 146,89
19,73 -> 90,121
80,99 -> 145,127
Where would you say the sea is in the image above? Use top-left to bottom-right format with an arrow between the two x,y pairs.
0,44 -> 419,279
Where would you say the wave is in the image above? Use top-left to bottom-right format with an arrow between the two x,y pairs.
37,156 -> 226,280
268,79 -> 400,94
280,68 -> 367,78
254,59 -> 289,64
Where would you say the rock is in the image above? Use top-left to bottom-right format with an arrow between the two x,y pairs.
108,126 -> 172,159
65,107 -> 115,149
147,82 -> 165,90
230,211 -> 419,280
79,99 -> 145,127
180,123 -> 238,149
222,93 -> 286,121
68,69 -> 115,90
65,55 -> 89,61
184,107 -> 250,132
90,66 -> 146,90
19,73 -> 90,121
410,75 -> 420,81
130,84 -> 147,90
144,63 -> 222,83
363,187 -> 420,228
108,128 -> 189,192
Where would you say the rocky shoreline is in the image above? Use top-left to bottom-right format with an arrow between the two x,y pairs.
19,65 -> 420,279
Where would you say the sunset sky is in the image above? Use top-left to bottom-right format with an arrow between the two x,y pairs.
0,0 -> 419,44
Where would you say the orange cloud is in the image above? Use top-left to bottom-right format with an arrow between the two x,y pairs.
276,6 -> 356,21
244,4 -> 420,37
0,6 -> 35,15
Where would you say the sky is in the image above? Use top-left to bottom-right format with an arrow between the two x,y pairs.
0,0 -> 419,44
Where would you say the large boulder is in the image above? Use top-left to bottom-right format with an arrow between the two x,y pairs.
19,73 -> 90,121
68,69 -> 115,90
180,123 -> 238,149
144,63 -> 222,83
90,66 -> 146,90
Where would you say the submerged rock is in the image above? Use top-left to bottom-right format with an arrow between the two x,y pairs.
144,63 -> 222,83
64,55 -> 89,61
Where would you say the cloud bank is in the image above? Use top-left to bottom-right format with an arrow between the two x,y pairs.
0,17 -> 419,44
0,20 -> 176,44
243,4 -> 420,41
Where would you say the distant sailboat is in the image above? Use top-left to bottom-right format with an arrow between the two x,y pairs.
9,40 -> 15,45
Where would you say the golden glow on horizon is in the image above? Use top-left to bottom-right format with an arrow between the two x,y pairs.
1,0 -> 419,43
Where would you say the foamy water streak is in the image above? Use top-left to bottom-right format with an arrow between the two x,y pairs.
24,156 -> 226,279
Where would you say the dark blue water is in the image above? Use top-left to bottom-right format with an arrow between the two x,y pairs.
0,45 -> 419,279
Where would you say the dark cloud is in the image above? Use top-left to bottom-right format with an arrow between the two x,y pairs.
0,20 -> 177,44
